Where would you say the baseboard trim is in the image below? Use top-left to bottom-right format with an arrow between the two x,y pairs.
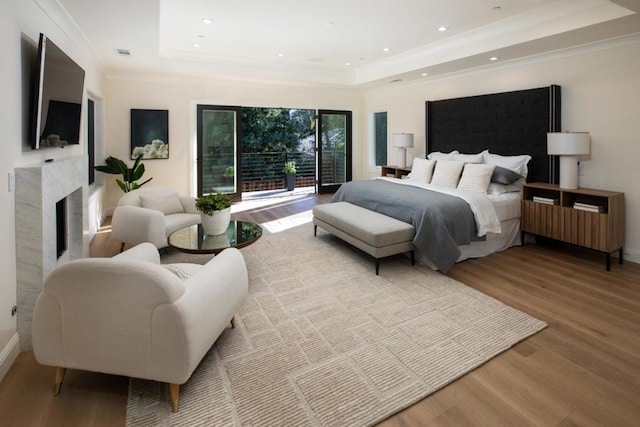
0,333 -> 20,382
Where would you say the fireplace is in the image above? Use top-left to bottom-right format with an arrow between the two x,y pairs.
56,198 -> 67,258
15,155 -> 88,350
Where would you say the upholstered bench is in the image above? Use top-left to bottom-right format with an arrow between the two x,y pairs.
312,202 -> 415,275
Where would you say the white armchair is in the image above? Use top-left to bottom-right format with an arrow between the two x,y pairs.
111,186 -> 201,251
32,242 -> 248,412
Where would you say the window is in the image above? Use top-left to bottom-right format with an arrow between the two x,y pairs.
87,98 -> 95,185
373,112 -> 387,166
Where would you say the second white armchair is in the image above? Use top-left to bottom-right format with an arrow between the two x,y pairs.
32,242 -> 249,412
111,186 -> 200,251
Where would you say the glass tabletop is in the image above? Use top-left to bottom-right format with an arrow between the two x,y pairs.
168,220 -> 262,254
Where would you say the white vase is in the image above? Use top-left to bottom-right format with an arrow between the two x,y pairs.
200,208 -> 231,235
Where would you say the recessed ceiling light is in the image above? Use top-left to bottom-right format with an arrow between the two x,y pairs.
421,72 -> 428,76
277,53 -> 284,58
437,26 -> 448,32
345,62 -> 351,66
193,43 -> 201,48
390,78 -> 402,83
198,35 -> 205,39
202,18 -> 213,24
492,6 -> 502,11
115,48 -> 131,56
489,56 -> 499,61
383,48 -> 390,52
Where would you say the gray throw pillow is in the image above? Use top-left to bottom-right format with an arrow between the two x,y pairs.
491,165 -> 523,184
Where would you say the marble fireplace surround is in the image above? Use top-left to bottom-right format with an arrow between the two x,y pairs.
15,155 -> 88,350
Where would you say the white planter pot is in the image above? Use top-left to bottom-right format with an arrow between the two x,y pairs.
200,208 -> 231,235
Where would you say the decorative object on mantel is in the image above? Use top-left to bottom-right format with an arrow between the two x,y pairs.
195,193 -> 232,235
547,131 -> 590,189
283,160 -> 297,191
130,109 -> 169,159
393,132 -> 413,168
94,154 -> 152,193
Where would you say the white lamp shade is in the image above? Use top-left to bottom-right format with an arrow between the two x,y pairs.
547,132 -> 590,155
393,133 -> 414,148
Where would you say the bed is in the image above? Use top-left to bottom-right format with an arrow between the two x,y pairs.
332,85 -> 562,272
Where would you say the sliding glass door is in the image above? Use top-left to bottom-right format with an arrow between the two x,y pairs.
196,105 -> 352,198
317,110 -> 352,193
197,105 -> 241,200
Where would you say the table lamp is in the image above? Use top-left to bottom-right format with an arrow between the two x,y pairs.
547,132 -> 590,189
393,133 -> 413,168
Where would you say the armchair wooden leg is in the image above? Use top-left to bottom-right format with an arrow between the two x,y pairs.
54,367 -> 66,396
119,242 -> 125,253
169,383 -> 179,413
230,316 -> 237,328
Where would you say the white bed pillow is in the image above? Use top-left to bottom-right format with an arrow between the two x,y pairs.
407,158 -> 436,183
450,151 -> 486,164
457,163 -> 496,193
483,151 -> 532,178
430,160 -> 465,188
427,150 -> 459,160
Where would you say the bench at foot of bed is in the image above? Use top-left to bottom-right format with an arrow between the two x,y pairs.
312,202 -> 415,275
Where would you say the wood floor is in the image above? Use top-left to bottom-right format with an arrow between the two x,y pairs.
2,193 -> 639,426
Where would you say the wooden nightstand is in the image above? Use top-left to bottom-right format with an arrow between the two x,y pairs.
521,182 -> 625,270
381,165 -> 412,178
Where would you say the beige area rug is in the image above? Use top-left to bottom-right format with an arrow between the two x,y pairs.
126,221 -> 546,426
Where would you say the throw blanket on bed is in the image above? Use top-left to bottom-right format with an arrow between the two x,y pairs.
331,179 -> 499,272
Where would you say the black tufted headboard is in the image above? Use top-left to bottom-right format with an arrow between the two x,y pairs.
425,85 -> 561,183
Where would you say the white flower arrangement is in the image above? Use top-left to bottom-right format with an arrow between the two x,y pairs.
132,139 -> 168,159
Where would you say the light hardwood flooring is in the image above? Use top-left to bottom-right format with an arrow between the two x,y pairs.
1,193 -> 639,426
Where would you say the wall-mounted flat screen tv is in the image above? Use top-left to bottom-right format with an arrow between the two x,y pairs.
31,33 -> 85,149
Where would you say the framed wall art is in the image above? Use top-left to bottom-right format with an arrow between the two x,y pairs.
130,109 -> 169,159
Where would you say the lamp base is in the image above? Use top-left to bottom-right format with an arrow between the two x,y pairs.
397,147 -> 407,168
559,155 -> 579,189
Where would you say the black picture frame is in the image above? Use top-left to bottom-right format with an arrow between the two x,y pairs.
130,109 -> 169,159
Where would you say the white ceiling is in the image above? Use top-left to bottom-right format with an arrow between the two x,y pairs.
58,0 -> 640,87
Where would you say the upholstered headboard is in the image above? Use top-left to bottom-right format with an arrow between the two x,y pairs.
425,85 -> 561,183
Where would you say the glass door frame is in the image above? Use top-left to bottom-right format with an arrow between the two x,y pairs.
317,109 -> 352,194
196,104 -> 242,201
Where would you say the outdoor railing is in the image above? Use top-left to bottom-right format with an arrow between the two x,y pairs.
242,151 -> 315,182
202,149 -> 345,193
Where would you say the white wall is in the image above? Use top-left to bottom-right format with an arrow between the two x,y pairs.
102,77 -> 363,208
361,38 -> 640,263
0,0 -> 105,377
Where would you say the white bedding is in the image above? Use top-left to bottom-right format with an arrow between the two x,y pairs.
488,192 -> 522,222
373,177 -> 522,270
375,177 -> 502,236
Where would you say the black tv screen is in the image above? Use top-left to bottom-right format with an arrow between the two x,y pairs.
32,33 -> 85,149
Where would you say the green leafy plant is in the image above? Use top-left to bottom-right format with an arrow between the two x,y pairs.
195,193 -> 232,215
283,161 -> 296,175
223,166 -> 235,177
94,154 -> 152,193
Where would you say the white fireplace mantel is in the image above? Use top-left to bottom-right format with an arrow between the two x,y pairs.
15,155 -> 89,350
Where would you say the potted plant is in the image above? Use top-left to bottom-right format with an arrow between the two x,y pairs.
195,193 -> 232,235
283,160 -> 296,191
94,154 -> 152,193
223,166 -> 234,185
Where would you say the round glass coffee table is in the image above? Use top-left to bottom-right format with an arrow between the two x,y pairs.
168,220 -> 262,254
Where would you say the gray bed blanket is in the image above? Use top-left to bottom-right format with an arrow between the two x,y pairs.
331,180 -> 484,272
